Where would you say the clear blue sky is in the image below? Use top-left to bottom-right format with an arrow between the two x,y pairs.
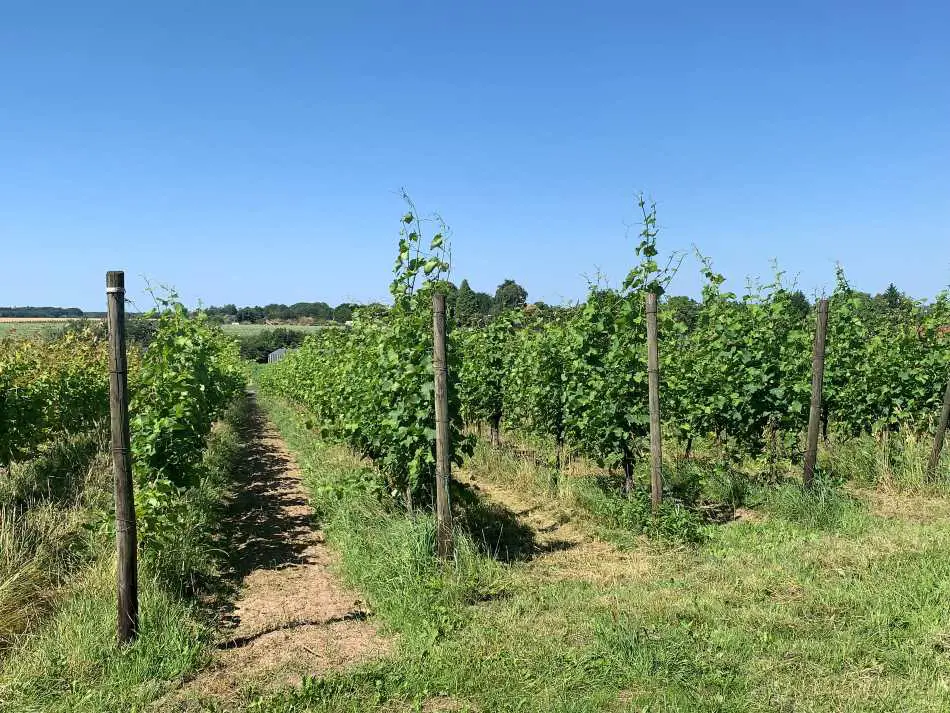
2,1 -> 948,311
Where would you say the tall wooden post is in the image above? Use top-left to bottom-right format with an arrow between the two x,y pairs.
107,271 -> 138,644
432,293 -> 454,558
645,292 -> 662,512
927,377 -> 950,479
804,298 -> 829,488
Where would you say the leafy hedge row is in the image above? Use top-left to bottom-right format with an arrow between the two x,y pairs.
258,207 -> 471,508
130,302 -> 245,543
0,303 -> 245,546
460,259 -> 950,474
262,197 -> 950,519
0,330 -> 113,465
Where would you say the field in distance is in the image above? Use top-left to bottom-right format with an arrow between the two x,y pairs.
218,323 -> 326,336
0,318 -> 96,338
0,319 -> 326,339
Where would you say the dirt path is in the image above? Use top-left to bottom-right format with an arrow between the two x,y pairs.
163,398 -> 388,709
460,470 -> 655,584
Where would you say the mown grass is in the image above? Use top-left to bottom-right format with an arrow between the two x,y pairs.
255,390 -> 505,644
0,321 -> 68,339
0,395 -> 252,712
246,391 -> 950,712
219,324 -> 325,337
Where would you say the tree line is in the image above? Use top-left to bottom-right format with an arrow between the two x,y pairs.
0,306 -> 95,318
201,278 -> 532,326
2,278 -> 928,331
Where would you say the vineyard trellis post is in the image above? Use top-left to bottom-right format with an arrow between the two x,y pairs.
645,291 -> 662,511
432,292 -> 454,558
927,376 -> 950,479
106,271 -> 139,644
804,298 -> 829,488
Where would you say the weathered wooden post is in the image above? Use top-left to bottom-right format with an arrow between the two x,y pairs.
927,377 -> 950,479
645,292 -> 662,512
804,298 -> 829,488
107,271 -> 138,644
432,293 -> 454,558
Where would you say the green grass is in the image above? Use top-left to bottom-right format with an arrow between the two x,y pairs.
0,396 -> 252,712
0,321 -> 325,340
219,323 -> 325,337
0,321 -> 67,339
255,390 -> 504,642
246,393 -> 950,713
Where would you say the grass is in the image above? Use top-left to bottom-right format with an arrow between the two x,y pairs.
0,429 -> 110,646
823,426 -> 950,493
0,321 -> 66,339
255,390 -> 504,643
219,323 -> 325,337
0,395 -> 252,712
0,321 -> 325,340
244,391 -> 950,712
0,562 -> 213,713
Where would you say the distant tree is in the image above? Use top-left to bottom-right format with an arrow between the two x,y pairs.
665,295 -> 701,331
333,303 -> 355,322
493,279 -> 528,314
474,291 -> 493,316
264,303 -> 294,321
874,283 -> 912,312
236,306 -> 265,323
290,301 -> 333,320
440,280 -> 459,314
356,302 -> 389,320
787,290 -> 811,320
456,279 -> 480,325
0,306 -> 85,318
237,327 -> 308,363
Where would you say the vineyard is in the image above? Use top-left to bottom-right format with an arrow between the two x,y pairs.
2,208 -> 950,712
243,208 -> 950,711
261,203 -> 950,531
0,295 -> 245,708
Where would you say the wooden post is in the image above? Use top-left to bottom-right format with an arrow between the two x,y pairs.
803,298 -> 829,488
927,377 -> 950,479
489,413 -> 501,449
432,293 -> 454,559
622,453 -> 634,496
107,271 -> 138,645
645,292 -> 662,512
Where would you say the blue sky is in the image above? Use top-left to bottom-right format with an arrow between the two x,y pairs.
1,1 -> 948,311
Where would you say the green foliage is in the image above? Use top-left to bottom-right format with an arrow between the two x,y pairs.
560,197 -> 671,482
235,326 -> 308,363
663,259 -> 813,462
259,201 -> 472,508
825,268 -> 950,436
0,330 -> 111,465
502,316 -> 570,453
129,299 -> 245,547
492,279 -> 528,315
456,316 -> 512,437
454,279 -> 481,326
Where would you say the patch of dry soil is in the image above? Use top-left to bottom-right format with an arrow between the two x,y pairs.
159,401 -> 388,709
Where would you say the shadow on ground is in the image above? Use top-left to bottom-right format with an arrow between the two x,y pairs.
209,393 -> 318,623
453,481 -> 577,563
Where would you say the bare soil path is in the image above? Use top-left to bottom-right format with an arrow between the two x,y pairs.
161,396 -> 388,709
